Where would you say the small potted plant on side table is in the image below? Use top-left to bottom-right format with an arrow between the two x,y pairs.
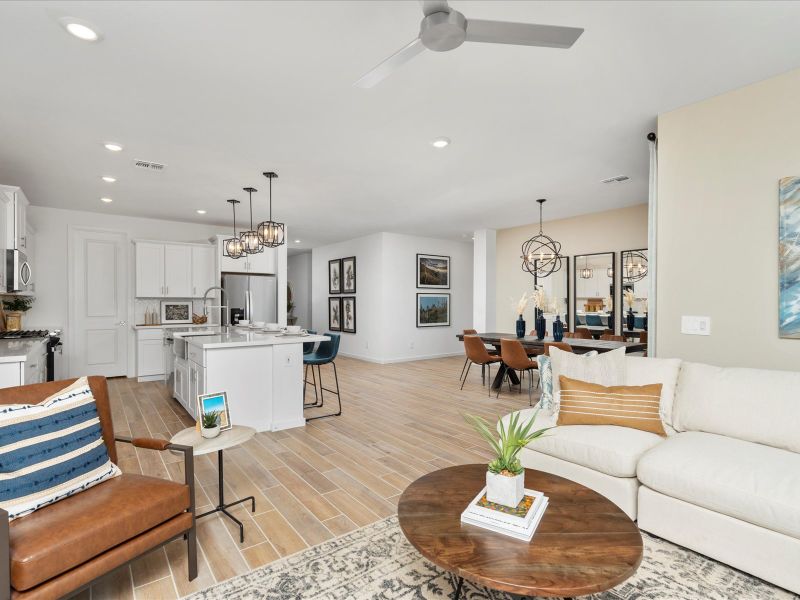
201,410 -> 222,439
465,410 -> 550,508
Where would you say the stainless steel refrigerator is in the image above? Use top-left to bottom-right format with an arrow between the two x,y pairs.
221,273 -> 278,324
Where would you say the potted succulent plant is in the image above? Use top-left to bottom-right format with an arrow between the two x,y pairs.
201,410 -> 222,439
2,296 -> 35,331
464,410 -> 550,508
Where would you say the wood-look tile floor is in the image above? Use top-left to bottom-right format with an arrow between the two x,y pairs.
78,356 -> 538,599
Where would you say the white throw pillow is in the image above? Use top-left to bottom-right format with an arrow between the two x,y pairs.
549,346 -> 626,414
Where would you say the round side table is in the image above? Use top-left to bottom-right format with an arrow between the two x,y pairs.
171,425 -> 256,543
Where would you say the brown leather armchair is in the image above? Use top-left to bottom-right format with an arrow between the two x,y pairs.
0,377 -> 196,600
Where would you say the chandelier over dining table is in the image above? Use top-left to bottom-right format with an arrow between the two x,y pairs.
520,198 -> 563,279
221,170 -> 286,259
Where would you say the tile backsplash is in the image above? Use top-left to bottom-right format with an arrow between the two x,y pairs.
134,298 -> 211,326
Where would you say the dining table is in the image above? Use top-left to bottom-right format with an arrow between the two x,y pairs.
456,332 -> 647,390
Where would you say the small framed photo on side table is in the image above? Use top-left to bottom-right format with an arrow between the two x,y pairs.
197,391 -> 232,432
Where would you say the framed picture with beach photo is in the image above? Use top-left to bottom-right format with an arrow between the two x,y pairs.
197,391 -> 232,432
417,254 -> 450,289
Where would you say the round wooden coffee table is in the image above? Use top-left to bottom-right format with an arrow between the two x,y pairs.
397,464 -> 643,599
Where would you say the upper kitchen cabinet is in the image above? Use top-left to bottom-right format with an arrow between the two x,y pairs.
135,240 -> 214,298
191,245 -> 216,297
215,235 -> 276,274
0,185 -> 28,252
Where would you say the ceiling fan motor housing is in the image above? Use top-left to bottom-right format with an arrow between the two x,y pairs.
420,10 -> 467,51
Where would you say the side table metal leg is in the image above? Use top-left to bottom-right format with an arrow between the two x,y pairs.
196,449 -> 256,544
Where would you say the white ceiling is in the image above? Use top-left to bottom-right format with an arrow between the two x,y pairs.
1,1 -> 800,250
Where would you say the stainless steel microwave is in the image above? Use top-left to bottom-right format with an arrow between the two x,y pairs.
6,249 -> 32,292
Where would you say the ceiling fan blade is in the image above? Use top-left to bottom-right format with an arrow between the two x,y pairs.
419,0 -> 450,16
354,38 -> 426,88
465,19 -> 583,49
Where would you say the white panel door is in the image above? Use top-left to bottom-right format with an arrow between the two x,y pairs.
70,229 -> 127,377
136,242 -> 164,297
191,245 -> 216,297
164,244 -> 192,297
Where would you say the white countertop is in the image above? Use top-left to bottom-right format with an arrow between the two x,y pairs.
0,338 -> 46,363
180,330 -> 328,350
132,323 -> 217,330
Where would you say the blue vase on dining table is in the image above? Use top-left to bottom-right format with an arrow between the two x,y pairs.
553,316 -> 564,342
535,313 -> 546,340
516,315 -> 526,338
626,309 -> 635,331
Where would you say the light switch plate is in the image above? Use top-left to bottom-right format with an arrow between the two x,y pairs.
681,315 -> 711,335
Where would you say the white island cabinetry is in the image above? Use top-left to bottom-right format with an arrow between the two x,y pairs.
177,330 -> 327,432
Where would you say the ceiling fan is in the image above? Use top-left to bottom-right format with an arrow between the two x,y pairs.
354,0 -> 584,88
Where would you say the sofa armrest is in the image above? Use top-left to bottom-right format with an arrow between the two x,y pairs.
115,436 -> 195,516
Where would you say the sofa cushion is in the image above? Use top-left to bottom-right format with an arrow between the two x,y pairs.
637,431 -> 800,539
9,473 -> 190,591
509,408 -> 663,478
549,346 -> 626,413
623,356 -> 681,433
558,376 -> 666,435
0,377 -> 121,520
673,362 -> 800,452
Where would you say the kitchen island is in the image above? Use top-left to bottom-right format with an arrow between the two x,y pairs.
173,329 -> 328,432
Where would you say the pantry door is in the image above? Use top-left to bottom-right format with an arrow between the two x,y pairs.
69,227 -> 128,377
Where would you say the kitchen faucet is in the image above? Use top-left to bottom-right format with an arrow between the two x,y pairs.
202,286 -> 229,327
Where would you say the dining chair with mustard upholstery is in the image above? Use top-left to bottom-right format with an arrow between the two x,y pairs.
498,339 -> 539,404
544,341 -> 573,356
460,329 -> 497,382
461,335 -> 502,395
600,334 -> 625,341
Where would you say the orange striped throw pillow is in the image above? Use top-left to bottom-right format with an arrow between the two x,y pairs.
557,375 -> 666,436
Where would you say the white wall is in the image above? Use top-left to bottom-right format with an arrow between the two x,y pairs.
311,232 -> 473,363
287,252 -> 312,328
27,205 -> 226,377
495,204 -> 649,332
656,67 -> 800,369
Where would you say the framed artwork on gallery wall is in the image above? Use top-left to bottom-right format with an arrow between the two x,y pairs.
328,297 -> 342,331
417,293 -> 450,328
329,259 -> 342,294
417,254 -> 450,289
342,256 -> 356,294
342,296 -> 356,333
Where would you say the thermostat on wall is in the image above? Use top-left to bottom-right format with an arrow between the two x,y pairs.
681,316 -> 711,336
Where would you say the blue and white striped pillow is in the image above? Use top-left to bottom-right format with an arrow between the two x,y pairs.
0,377 -> 121,520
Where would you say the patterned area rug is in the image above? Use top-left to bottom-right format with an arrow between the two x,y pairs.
186,516 -> 797,599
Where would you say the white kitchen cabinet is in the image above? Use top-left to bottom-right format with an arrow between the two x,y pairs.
163,244 -> 192,297
135,242 -> 165,297
0,363 -> 22,389
136,328 -> 165,379
215,235 -> 276,274
0,185 -> 28,252
0,340 -> 46,389
191,245 -> 216,297
135,241 -> 215,298
187,359 -> 204,419
174,357 -> 189,406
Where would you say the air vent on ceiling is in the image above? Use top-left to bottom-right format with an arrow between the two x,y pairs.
601,175 -> 630,184
134,159 -> 166,171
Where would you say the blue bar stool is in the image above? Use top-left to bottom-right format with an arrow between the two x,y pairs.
303,332 -> 341,420
303,329 -> 317,355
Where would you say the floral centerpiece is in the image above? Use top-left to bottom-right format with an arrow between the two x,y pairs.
464,411 -> 550,508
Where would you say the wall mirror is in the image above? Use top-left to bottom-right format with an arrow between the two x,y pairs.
573,252 -> 616,334
533,257 -> 570,334
620,248 -> 649,334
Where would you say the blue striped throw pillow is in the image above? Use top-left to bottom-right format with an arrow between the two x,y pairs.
0,377 -> 121,520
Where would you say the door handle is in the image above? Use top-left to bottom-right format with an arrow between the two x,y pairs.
117,321 -> 127,326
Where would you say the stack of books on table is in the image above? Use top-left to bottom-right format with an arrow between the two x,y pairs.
460,487 -> 548,541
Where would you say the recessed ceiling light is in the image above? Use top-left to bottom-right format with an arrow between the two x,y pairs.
58,17 -> 102,42
100,197 -> 113,203
431,137 -> 451,149
101,176 -> 116,183
196,209 -> 207,215
104,142 -> 123,152
294,239 -> 301,243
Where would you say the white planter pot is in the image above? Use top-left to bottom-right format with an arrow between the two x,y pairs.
201,425 -> 221,439
485,470 -> 524,508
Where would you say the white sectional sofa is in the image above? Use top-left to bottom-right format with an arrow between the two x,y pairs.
509,356 -> 800,594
